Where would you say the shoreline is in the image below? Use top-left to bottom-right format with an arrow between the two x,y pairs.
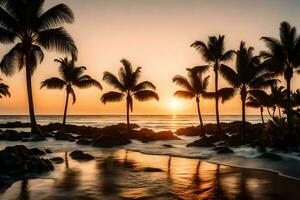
1,148 -> 300,199
125,148 -> 300,182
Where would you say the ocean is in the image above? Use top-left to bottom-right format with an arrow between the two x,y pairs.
0,114 -> 268,132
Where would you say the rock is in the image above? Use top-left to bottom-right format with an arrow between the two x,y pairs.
258,152 -> 282,161
29,148 -> 46,156
256,145 -> 267,153
45,149 -> 53,154
175,126 -> 201,136
70,151 -> 94,161
162,144 -> 174,148
55,131 -> 74,141
0,130 -> 22,141
92,132 -> 131,148
213,146 -> 234,154
50,157 -> 64,164
143,167 -> 163,172
187,137 -> 216,147
0,145 -> 54,190
131,129 -> 180,142
76,138 -> 93,145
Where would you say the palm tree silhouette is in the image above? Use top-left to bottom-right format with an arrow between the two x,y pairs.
173,66 -> 210,134
260,21 -> 300,132
0,0 -> 77,138
191,35 -> 234,135
0,78 -> 10,98
101,59 -> 159,133
220,41 -> 276,138
41,58 -> 101,129
246,90 -> 270,124
268,84 -> 286,118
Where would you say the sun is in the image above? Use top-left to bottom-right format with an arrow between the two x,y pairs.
169,99 -> 182,111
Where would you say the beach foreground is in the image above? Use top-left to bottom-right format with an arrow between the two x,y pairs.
0,149 -> 300,200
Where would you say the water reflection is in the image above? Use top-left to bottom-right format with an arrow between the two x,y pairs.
18,179 -> 29,200
1,149 -> 300,200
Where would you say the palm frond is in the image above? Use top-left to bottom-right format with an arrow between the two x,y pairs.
0,43 -> 22,76
0,27 -> 15,43
74,75 -> 102,89
202,92 -> 216,99
0,81 -> 10,97
219,64 -> 240,87
103,71 -> 124,91
101,91 -> 125,104
40,77 -> 66,89
133,90 -> 159,102
187,65 -> 209,74
220,50 -> 235,61
218,88 -> 237,103
132,81 -> 156,92
191,40 -> 213,62
37,27 -> 78,59
36,4 -> 74,30
174,90 -> 195,99
172,75 -> 193,92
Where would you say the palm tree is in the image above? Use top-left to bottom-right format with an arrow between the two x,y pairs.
246,90 -> 270,124
41,58 -> 101,129
268,84 -> 286,118
260,21 -> 300,132
0,0 -> 77,138
191,35 -> 234,135
220,41 -> 276,138
172,66 -> 209,135
0,78 -> 10,98
101,59 -> 159,133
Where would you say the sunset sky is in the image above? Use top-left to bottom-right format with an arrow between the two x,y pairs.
0,0 -> 300,115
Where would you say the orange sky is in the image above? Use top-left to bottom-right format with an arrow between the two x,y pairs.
0,0 -> 300,115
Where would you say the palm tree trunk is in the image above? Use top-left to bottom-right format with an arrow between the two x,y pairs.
241,87 -> 247,141
25,54 -> 42,138
214,64 -> 221,135
241,98 -> 246,141
196,97 -> 204,136
286,77 -> 292,131
260,106 -> 264,124
62,91 -> 70,127
126,97 -> 130,134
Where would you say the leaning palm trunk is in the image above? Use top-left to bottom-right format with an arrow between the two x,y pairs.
286,76 -> 292,131
196,97 -> 204,136
25,55 -> 42,138
62,89 -> 70,127
260,107 -> 264,124
214,65 -> 222,135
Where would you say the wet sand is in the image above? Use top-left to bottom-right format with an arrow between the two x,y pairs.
0,149 -> 299,200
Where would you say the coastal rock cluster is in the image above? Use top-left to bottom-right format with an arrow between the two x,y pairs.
0,122 -> 180,147
0,145 -> 54,191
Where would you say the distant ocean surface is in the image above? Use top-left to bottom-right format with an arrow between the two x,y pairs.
0,115 -> 269,131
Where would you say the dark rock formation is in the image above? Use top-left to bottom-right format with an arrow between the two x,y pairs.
55,131 -> 75,141
187,136 -> 217,147
143,167 -> 163,172
0,145 -> 54,191
76,138 -> 93,145
50,157 -> 64,164
213,146 -> 234,154
69,151 -> 94,161
175,126 -> 201,136
162,144 -> 174,148
92,131 -> 131,148
258,152 -> 282,161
